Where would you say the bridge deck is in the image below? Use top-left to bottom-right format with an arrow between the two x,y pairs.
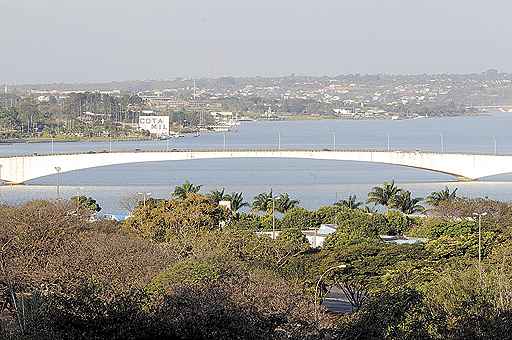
0,148 -> 508,159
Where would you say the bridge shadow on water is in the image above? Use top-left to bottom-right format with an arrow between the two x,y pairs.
3,159 -> 511,213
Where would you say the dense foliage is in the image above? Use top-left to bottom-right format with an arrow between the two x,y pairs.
3,184 -> 512,339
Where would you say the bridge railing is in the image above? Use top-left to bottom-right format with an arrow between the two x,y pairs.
0,147 -> 510,158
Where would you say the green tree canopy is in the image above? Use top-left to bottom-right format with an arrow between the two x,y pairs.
335,195 -> 363,210
426,186 -> 458,207
389,191 -> 425,214
281,207 -> 320,230
367,180 -> 402,207
70,195 -> 102,212
172,180 -> 202,199
123,193 -> 226,242
275,193 -> 300,213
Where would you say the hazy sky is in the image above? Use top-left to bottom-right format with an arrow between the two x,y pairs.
0,0 -> 510,83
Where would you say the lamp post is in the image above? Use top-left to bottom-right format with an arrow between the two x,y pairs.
278,131 -> 281,151
332,132 -> 336,151
137,192 -> 152,208
223,132 -> 226,151
54,166 -> 61,199
440,133 -> 444,153
272,194 -> 276,240
387,133 -> 390,151
473,212 -> 487,279
314,264 -> 347,321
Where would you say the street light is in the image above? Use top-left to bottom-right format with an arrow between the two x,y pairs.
54,166 -> 61,199
267,189 -> 276,239
137,192 -> 152,207
473,212 -> 487,278
314,264 -> 347,321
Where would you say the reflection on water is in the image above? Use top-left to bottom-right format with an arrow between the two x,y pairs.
1,113 -> 512,213
0,159 -> 510,214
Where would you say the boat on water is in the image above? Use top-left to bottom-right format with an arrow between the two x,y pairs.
212,126 -> 230,132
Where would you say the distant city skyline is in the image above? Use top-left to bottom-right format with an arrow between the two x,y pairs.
1,0 -> 510,84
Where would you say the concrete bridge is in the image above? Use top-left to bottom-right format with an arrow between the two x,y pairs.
0,149 -> 511,184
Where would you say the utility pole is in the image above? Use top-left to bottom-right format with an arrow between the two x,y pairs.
54,166 -> 61,199
272,195 -> 276,240
387,134 -> 390,151
278,132 -> 281,151
494,137 -> 497,155
51,137 -> 54,154
333,132 -> 336,151
138,192 -> 152,208
440,133 -> 444,153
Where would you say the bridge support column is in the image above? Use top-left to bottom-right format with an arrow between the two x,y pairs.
455,176 -> 475,182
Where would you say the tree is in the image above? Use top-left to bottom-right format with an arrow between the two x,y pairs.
367,180 -> 402,207
281,207 -> 320,230
208,188 -> 229,204
273,228 -> 310,267
426,186 -> 458,207
252,190 -> 274,213
275,193 -> 300,213
70,195 -> 102,212
225,192 -> 249,212
123,194 -> 226,242
227,213 -> 262,230
389,191 -> 425,214
335,195 -> 363,210
385,210 -> 411,236
324,211 -> 386,246
172,180 -> 202,199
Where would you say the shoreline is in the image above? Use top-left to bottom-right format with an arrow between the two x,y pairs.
0,136 -> 152,145
0,111 -> 497,145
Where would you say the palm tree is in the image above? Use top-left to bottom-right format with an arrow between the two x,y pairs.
172,180 -> 202,199
275,193 -> 300,213
335,195 -> 363,210
389,191 -> 425,214
367,180 -> 402,207
426,186 -> 458,206
226,192 -> 249,212
252,190 -> 274,213
208,188 -> 228,204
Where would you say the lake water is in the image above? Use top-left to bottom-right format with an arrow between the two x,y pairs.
1,112 -> 512,214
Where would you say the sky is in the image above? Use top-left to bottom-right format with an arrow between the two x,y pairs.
0,0 -> 510,83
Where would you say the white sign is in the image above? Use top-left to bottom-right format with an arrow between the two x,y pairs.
138,116 -> 169,136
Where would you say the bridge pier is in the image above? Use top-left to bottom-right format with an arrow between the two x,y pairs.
455,176 -> 475,182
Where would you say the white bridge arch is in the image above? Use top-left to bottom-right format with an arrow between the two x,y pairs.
0,149 -> 511,184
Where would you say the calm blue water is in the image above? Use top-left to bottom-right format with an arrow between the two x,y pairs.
1,113 -> 511,213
